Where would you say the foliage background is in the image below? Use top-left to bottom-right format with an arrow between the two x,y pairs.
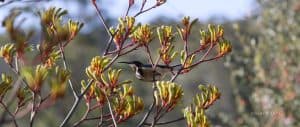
0,0 -> 299,127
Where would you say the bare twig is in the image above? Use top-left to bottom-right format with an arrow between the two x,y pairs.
144,117 -> 185,126
59,44 -> 78,97
59,80 -> 94,127
73,105 -> 90,127
140,0 -> 147,12
137,84 -> 156,127
91,0 -> 114,56
91,0 -> 112,37
145,46 -> 154,65
106,43 -> 136,55
0,101 -> 18,127
29,92 -> 36,127
137,97 -> 155,127
104,93 -> 117,127
134,5 -> 158,17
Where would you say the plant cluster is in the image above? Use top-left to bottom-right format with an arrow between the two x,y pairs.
0,0 -> 232,127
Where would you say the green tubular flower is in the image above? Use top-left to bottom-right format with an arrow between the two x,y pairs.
21,65 -> 48,93
85,56 -> 111,81
155,81 -> 183,112
113,84 -> 144,122
0,43 -> 15,65
131,24 -> 153,45
0,73 -> 13,97
195,85 -> 221,109
183,106 -> 210,127
218,40 -> 232,56
157,26 -> 178,64
50,67 -> 71,100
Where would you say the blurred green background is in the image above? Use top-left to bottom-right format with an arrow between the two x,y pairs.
0,0 -> 299,127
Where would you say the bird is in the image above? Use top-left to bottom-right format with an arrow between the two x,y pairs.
119,61 -> 181,82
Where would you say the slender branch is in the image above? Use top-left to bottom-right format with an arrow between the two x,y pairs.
0,101 -> 18,127
186,55 -> 223,69
185,43 -> 217,69
104,94 -> 117,127
91,0 -> 112,37
103,36 -> 114,56
29,92 -> 36,127
137,84 -> 156,127
73,104 -> 90,127
59,44 -> 78,97
140,0 -> 147,12
199,43 -> 214,62
119,45 -> 140,56
97,108 -> 103,127
137,99 -> 155,127
134,5 -> 158,17
150,106 -> 164,127
144,117 -> 185,126
145,46 -> 154,65
91,0 -> 115,56
125,0 -> 133,17
0,76 -> 22,122
106,43 -> 135,55
59,80 -> 94,127
14,56 -> 19,72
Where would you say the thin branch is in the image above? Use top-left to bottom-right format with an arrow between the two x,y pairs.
137,84 -> 156,127
134,5 -> 158,17
106,43 -> 135,55
0,101 -> 18,127
137,100 -> 155,127
119,45 -> 140,56
73,104 -> 90,127
125,0 -> 133,17
91,0 -> 115,56
103,36 -> 114,56
59,44 -> 78,97
29,92 -> 36,127
144,117 -> 185,126
145,46 -> 154,65
184,43 -> 217,69
91,0 -> 112,37
59,80 -> 94,127
140,0 -> 147,12
186,55 -> 223,70
104,94 -> 117,127
97,108 -> 103,127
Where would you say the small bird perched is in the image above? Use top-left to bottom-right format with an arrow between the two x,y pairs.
119,61 -> 181,82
